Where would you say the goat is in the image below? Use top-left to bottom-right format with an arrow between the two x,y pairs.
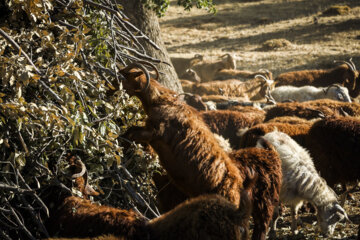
171,54 -> 203,77
46,235 -> 123,240
46,194 -> 253,240
113,63 -> 281,240
45,195 -> 148,239
240,116 -> 360,206
214,69 -> 273,81
258,131 -> 349,236
264,99 -> 360,121
274,59 -> 360,98
177,93 -> 208,111
200,110 -> 265,148
179,68 -> 201,82
152,145 -> 282,240
304,116 -> 360,206
190,53 -> 236,82
180,75 -> 274,101
238,121 -> 312,148
266,116 -> 312,125
270,84 -> 352,103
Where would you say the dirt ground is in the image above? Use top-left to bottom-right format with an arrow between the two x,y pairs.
159,0 -> 360,239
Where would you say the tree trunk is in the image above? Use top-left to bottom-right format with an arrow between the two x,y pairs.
119,1 -> 183,93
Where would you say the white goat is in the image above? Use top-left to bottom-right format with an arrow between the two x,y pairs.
256,131 -> 350,236
270,84 -> 352,103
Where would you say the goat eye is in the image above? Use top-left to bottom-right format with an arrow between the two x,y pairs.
337,93 -> 344,100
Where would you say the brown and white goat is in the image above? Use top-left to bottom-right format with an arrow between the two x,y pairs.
264,99 -> 360,121
274,60 -> 360,98
112,63 -> 281,240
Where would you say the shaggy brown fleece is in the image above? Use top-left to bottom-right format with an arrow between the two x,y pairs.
201,110 -> 263,148
46,196 -> 147,239
229,146 -> 282,240
238,122 -> 312,148
264,99 -> 360,121
119,67 -> 244,207
305,116 -> 360,187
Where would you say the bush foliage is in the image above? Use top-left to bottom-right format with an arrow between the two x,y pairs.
0,0 -> 165,239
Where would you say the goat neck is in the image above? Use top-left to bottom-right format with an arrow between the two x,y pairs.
119,67 -> 177,115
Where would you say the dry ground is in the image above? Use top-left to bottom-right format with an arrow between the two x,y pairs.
159,0 -> 360,239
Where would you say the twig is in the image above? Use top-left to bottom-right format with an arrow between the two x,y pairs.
5,200 -> 37,240
0,28 -> 64,104
0,183 -> 34,194
17,170 -> 49,218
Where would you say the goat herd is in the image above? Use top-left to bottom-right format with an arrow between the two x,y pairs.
43,56 -> 360,240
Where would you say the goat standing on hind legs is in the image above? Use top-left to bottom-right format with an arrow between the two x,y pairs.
109,62 -> 281,240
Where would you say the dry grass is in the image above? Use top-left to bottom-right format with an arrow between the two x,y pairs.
159,1 -> 360,238
160,0 -> 360,76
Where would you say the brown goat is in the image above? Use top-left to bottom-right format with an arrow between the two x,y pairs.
274,61 -> 360,98
200,110 -> 265,148
214,69 -> 273,81
181,77 -> 274,101
114,63 -> 246,216
171,54 -> 203,77
238,122 -> 312,148
46,193 -> 254,240
178,93 -> 208,111
46,235 -> 123,240
179,68 -> 201,82
152,145 -> 282,240
266,116 -> 312,125
191,53 -> 236,82
304,116 -> 360,203
113,63 -> 281,240
45,196 -> 147,239
264,99 -> 360,121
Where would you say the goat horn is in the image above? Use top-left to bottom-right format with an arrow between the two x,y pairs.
135,60 -> 160,81
334,60 -> 356,72
177,92 -> 194,98
258,69 -> 270,74
71,159 -> 86,179
324,84 -> 342,95
349,58 -> 357,71
220,53 -> 231,58
334,204 -> 352,223
126,62 -> 151,92
255,74 -> 274,86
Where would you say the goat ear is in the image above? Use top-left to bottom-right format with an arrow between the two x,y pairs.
256,137 -> 273,150
334,204 -> 352,223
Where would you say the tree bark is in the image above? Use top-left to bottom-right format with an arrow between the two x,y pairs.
118,1 -> 183,93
